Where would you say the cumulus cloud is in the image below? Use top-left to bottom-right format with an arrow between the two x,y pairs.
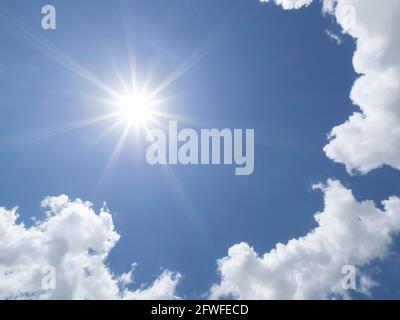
323,0 -> 400,174
210,180 -> 400,299
263,0 -> 400,174
261,0 -> 400,174
0,195 -> 180,300
208,0 -> 400,300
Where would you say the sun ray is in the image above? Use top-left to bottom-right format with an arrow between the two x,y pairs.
149,21 -> 232,99
7,113 -> 120,147
158,165 -> 207,233
121,0 -> 139,95
95,123 -> 132,191
91,118 -> 127,147
0,8 -> 122,100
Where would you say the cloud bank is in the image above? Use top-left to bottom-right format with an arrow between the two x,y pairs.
324,0 -> 400,174
264,0 -> 400,174
0,195 -> 180,299
211,180 -> 400,299
208,0 -> 400,300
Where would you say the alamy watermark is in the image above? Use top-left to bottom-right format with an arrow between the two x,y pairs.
41,265 -> 56,290
146,121 -> 255,176
1,265 -> 57,292
41,5 -> 56,30
341,265 -> 357,290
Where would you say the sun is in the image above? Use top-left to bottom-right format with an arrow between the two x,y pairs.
116,92 -> 155,127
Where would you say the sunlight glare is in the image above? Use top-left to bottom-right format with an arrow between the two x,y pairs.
117,92 -> 154,126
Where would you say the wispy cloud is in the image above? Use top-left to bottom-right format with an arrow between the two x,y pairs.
325,29 -> 342,45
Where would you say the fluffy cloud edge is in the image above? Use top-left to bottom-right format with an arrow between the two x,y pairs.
210,180 -> 400,299
263,1 -> 400,174
3,180 -> 400,300
207,0 -> 400,300
0,195 -> 181,300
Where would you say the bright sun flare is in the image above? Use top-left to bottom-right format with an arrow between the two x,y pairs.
116,92 -> 155,127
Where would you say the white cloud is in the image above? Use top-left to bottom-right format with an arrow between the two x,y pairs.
209,0 -> 400,300
260,0 -> 313,10
0,195 -> 180,300
325,29 -> 342,45
210,180 -> 400,299
323,0 -> 400,174
264,0 -> 400,174
123,271 -> 182,300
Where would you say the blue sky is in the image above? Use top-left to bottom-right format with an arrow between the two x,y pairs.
1,0 -> 400,299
